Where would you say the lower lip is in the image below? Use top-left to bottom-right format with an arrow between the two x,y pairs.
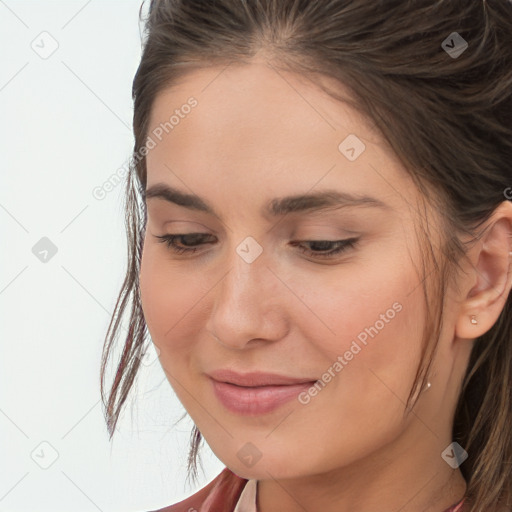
210,378 -> 316,415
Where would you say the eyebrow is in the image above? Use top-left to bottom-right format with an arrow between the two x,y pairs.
144,183 -> 392,218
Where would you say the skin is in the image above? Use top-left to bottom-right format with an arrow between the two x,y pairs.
138,59 -> 512,512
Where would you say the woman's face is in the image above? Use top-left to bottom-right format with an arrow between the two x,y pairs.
139,61 -> 461,480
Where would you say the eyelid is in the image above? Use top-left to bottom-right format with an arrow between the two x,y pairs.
160,219 -> 214,231
153,232 -> 360,261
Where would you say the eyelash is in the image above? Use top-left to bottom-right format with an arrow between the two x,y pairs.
153,233 -> 359,260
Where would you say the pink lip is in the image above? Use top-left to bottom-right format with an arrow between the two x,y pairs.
208,369 -> 317,387
208,370 -> 318,415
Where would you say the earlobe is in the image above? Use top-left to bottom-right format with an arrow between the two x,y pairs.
455,312 -> 484,341
454,201 -> 512,340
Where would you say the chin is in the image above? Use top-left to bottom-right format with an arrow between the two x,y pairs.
226,452 -> 305,481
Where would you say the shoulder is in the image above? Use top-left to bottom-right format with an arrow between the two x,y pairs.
146,467 -> 249,512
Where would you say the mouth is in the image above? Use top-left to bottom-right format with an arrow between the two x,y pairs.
207,369 -> 318,387
208,370 -> 318,415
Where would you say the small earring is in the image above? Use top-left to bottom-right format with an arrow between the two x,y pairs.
424,381 -> 431,391
470,315 -> 478,325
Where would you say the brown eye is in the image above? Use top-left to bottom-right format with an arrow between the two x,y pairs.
153,233 -> 215,254
290,238 -> 359,259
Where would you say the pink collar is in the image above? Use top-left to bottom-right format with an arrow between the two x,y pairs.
445,498 -> 465,512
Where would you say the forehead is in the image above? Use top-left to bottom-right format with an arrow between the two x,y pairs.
148,61 -> 379,149
145,61 -> 417,213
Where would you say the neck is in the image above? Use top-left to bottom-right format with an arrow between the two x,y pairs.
256,428 -> 467,512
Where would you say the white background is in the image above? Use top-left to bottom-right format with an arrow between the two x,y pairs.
0,1 -> 224,511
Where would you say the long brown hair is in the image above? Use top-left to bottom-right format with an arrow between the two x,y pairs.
100,1 -> 512,509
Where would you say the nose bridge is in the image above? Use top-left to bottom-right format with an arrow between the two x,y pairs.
206,235 -> 287,347
218,236 -> 270,314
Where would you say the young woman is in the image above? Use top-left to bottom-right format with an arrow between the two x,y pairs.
100,1 -> 512,511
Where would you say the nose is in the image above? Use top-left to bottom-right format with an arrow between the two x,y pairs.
205,241 -> 289,350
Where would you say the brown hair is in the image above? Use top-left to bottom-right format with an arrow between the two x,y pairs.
100,1 -> 512,509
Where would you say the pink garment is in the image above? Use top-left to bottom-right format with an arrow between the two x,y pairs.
147,466 -> 466,512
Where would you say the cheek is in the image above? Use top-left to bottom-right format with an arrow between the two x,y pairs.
294,249 -> 426,402
279,253 -> 427,467
139,246 -> 206,355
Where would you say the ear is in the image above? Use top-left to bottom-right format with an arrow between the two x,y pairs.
455,200 -> 512,340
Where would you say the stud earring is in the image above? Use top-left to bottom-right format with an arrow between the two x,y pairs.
470,315 -> 478,325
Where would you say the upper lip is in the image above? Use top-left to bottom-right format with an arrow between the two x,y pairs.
208,369 -> 317,387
